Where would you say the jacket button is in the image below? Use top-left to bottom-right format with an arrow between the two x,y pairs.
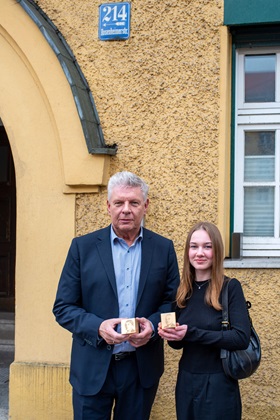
107,345 -> 111,350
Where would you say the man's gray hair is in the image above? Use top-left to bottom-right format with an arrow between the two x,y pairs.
107,171 -> 149,201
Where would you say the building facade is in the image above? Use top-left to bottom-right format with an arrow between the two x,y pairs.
0,0 -> 279,418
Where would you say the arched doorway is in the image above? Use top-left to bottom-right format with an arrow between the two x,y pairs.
1,1 -> 113,417
0,124 -> 16,313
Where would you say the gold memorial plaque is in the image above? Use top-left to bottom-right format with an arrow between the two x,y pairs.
121,318 -> 139,334
161,312 -> 176,329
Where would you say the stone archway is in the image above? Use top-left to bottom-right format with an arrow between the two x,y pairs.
0,1 -> 112,417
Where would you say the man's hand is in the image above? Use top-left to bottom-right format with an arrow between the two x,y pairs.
99,318 -> 128,345
128,317 -> 153,348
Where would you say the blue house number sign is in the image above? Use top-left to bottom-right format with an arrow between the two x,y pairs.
99,2 -> 131,41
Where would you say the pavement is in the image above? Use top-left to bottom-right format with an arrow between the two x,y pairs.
0,349 -> 13,420
0,312 -> 15,420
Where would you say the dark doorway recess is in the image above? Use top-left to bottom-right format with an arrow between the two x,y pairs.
0,126 -> 16,312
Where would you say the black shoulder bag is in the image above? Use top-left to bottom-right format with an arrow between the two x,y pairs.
220,278 -> 261,380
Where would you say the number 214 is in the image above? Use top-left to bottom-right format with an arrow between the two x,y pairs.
102,5 -> 127,22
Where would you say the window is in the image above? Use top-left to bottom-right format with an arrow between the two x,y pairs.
234,47 -> 280,257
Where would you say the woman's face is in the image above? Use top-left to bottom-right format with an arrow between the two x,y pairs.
189,229 -> 213,277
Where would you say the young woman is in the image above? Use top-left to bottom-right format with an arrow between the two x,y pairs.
158,222 -> 251,420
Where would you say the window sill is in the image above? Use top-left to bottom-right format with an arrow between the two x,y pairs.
224,258 -> 280,268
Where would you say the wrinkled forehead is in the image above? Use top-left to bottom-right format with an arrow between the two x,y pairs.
110,185 -> 146,200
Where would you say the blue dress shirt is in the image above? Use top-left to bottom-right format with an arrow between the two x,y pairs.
110,225 -> 143,353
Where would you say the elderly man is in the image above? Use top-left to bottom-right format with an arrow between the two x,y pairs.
53,171 -> 180,420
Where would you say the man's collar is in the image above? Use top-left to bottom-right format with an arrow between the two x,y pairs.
111,225 -> 143,244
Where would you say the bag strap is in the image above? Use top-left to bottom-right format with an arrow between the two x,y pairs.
221,277 -> 231,331
220,278 -> 231,361
220,277 -> 255,364
221,277 -> 252,330
246,300 -> 253,327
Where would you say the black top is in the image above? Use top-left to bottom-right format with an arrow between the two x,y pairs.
169,277 -> 251,374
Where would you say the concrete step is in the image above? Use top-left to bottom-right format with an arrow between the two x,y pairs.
0,312 -> 15,352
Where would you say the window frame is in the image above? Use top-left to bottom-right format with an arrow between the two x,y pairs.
232,41 -> 280,258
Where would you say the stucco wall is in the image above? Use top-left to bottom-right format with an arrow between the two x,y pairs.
39,0 -> 223,250
15,0 -> 279,418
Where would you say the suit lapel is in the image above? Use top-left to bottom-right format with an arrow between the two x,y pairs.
137,229 -> 153,306
96,226 -> 118,298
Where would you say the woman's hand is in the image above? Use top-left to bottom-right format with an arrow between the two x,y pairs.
158,322 -> 188,341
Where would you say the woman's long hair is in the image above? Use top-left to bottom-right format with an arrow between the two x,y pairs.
176,222 -> 224,310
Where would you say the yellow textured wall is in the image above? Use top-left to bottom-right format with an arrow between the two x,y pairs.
9,363 -> 71,420
6,0 -> 279,418
224,269 -> 280,420
37,0 -> 224,250
38,0 -> 223,244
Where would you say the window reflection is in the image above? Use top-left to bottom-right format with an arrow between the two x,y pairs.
245,54 -> 275,102
244,131 -> 275,182
244,186 -> 274,236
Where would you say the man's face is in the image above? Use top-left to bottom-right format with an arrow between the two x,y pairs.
107,186 -> 149,239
